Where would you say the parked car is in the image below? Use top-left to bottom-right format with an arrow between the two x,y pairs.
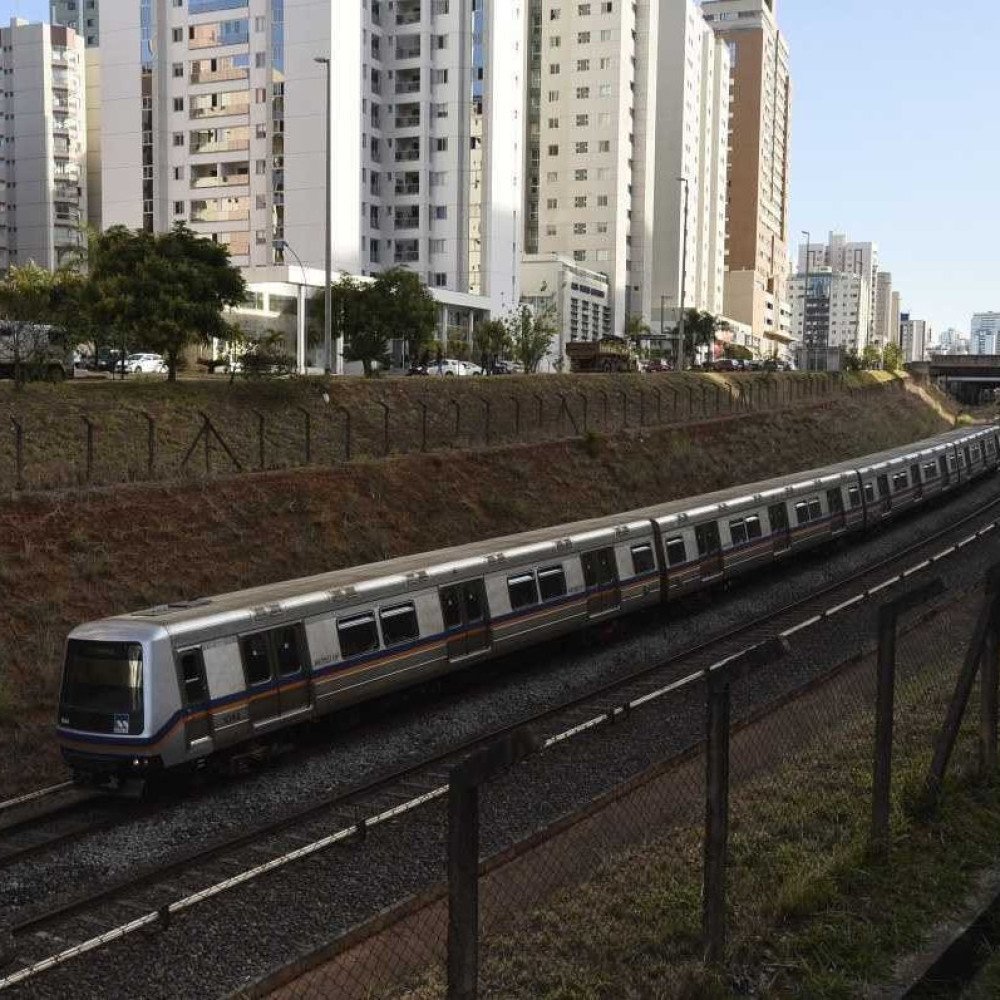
125,353 -> 167,374
427,358 -> 476,376
645,359 -> 674,373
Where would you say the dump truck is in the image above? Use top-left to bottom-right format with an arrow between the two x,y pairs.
565,336 -> 636,374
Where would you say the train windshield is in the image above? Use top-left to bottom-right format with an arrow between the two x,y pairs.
60,640 -> 144,734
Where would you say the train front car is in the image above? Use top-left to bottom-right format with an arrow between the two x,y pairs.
56,620 -> 181,790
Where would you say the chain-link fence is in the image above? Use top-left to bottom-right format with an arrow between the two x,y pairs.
1,373 -> 898,492
243,559 -> 999,1000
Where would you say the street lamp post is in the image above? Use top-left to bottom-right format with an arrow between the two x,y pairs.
677,177 -> 690,368
274,239 -> 308,375
314,56 -> 336,375
801,229 -> 811,371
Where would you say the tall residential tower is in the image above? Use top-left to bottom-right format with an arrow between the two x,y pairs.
702,0 -> 792,358
50,0 -> 99,47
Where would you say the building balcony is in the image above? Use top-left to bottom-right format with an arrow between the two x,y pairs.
191,171 -> 249,189
191,67 -> 248,84
190,206 -> 249,223
190,139 -> 250,155
191,101 -> 250,120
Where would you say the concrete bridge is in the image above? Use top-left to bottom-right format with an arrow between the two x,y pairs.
908,355 -> 1000,405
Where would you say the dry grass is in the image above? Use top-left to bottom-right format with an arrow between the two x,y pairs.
0,386 -> 949,797
0,371 -> 896,492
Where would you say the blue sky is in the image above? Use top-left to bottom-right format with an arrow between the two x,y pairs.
1,0 -> 993,334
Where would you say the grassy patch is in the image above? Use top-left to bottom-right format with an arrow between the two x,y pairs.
391,608 -> 997,999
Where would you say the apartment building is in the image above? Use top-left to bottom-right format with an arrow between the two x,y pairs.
971,312 -> 1000,355
899,313 -> 930,364
702,0 -> 792,358
50,0 -> 99,47
788,266 -> 870,370
523,0 -> 659,334
100,0 -> 523,341
873,270 -> 893,347
0,19 -> 88,272
651,0 -> 730,330
799,231 -> 881,344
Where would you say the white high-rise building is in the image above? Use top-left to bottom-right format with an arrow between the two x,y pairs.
523,0 -> 659,333
873,270 -> 893,347
0,19 -> 88,272
789,266 -> 870,369
99,0 -> 524,339
799,231 -> 879,342
651,0 -> 730,329
50,0 -> 99,47
970,313 -> 1000,355
900,313 -> 930,364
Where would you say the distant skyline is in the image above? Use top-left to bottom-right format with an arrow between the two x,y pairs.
2,0 -> 998,333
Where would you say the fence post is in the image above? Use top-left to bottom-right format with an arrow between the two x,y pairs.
252,410 -> 266,470
142,411 -> 156,477
337,406 -> 352,462
639,389 -> 646,427
297,407 -> 312,466
451,398 -> 462,442
619,389 -> 628,428
714,384 -> 721,416
483,398 -> 491,447
447,730 -> 539,1000
687,386 -> 694,421
376,401 -> 390,457
653,387 -> 662,424
10,417 -> 23,491
578,391 -> 589,432
81,415 -> 95,483
598,389 -> 609,429
703,664 -> 731,968
925,565 -> 1000,807
508,395 -> 520,439
420,400 -> 429,452
534,393 -> 544,435
203,412 -> 212,474
871,579 -> 944,856
672,388 -> 680,422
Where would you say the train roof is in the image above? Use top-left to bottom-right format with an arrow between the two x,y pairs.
97,425 -> 993,640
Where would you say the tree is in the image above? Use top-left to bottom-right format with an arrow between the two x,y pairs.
679,309 -> 722,368
372,268 -> 438,364
722,343 -> 753,361
505,304 -> 556,373
473,318 -> 511,371
0,264 -> 80,385
861,343 -> 882,370
882,342 -> 905,372
843,349 -> 863,372
86,224 -> 246,380
624,313 -> 651,353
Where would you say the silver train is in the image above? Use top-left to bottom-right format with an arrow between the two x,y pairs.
58,426 -> 999,784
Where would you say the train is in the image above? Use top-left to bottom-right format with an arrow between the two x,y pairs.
57,425 -> 999,787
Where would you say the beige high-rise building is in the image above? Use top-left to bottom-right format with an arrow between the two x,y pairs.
702,0 -> 792,358
874,271 -> 893,348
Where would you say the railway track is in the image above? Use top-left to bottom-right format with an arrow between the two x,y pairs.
3,486 -> 1000,993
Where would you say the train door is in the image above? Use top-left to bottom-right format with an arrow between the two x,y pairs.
768,502 -> 791,554
939,454 -> 950,486
581,547 -> 621,617
876,474 -> 892,515
273,624 -> 311,716
826,488 -> 846,533
440,579 -> 492,660
911,464 -> 923,500
178,648 -> 211,749
240,632 -> 282,726
695,522 -> 723,579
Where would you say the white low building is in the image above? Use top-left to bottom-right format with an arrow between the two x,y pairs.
520,254 -> 612,373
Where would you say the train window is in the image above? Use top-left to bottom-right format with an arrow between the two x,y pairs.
948,454 -> 957,471
538,566 -> 567,600
508,573 -> 540,611
745,516 -> 763,540
924,462 -> 939,480
582,548 -> 618,587
665,537 -> 687,567
892,472 -> 908,491
379,603 -> 419,646
241,633 -> 271,686
337,614 -> 380,659
794,502 -> 809,526
694,522 -> 721,557
630,544 -> 656,575
808,499 -> 822,520
988,438 -> 996,455
729,520 -> 748,546
440,588 -> 462,630
847,486 -> 861,508
179,650 -> 208,706
910,465 -> 922,485
274,626 -> 303,676
864,482 -> 876,503
464,581 -> 487,623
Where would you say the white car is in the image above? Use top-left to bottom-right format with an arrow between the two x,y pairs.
126,353 -> 167,374
427,358 -> 469,376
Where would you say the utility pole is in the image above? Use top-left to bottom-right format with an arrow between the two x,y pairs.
315,56 -> 335,375
801,230 -> 811,371
678,177 -> 690,369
